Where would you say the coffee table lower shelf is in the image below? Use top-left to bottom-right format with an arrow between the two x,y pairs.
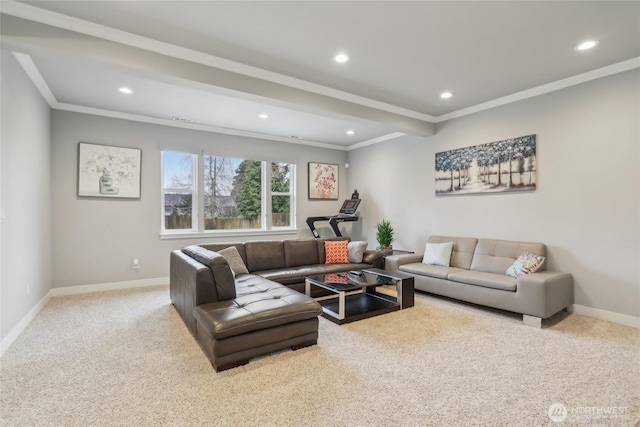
318,292 -> 399,325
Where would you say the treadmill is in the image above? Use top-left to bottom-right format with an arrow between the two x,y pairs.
306,192 -> 361,238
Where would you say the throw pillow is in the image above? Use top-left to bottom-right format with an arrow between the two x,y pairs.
422,242 -> 454,267
325,240 -> 350,264
347,241 -> 368,263
506,251 -> 545,278
218,246 -> 249,276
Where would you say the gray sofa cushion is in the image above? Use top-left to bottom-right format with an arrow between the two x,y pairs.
470,239 -> 547,274
447,270 -> 517,292
399,262 -> 464,279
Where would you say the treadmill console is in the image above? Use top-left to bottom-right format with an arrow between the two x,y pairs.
339,198 -> 361,215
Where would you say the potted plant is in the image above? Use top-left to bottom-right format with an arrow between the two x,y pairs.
376,219 -> 395,255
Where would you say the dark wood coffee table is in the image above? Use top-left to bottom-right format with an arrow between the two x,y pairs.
305,268 -> 414,324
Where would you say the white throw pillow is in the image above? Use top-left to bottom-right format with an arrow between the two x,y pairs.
347,241 -> 368,263
422,242 -> 454,267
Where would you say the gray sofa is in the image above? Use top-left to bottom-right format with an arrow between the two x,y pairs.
385,235 -> 573,327
170,238 -> 383,371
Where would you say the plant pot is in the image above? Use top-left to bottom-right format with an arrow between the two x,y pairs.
377,245 -> 393,255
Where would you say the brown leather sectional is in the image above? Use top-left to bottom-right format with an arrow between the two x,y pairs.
170,238 -> 383,371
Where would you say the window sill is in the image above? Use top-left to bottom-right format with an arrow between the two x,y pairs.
160,229 -> 300,240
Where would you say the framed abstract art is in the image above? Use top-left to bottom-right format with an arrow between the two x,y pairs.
308,162 -> 338,200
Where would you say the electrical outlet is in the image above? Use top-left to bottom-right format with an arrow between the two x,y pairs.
26,283 -> 30,296
132,258 -> 140,270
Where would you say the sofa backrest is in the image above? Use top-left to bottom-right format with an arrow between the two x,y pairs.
244,240 -> 285,272
470,239 -> 547,274
427,235 -> 478,269
199,237 -> 351,272
284,239 -> 320,267
181,245 -> 237,301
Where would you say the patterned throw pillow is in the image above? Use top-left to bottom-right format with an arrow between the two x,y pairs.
325,240 -> 350,264
506,251 -> 545,278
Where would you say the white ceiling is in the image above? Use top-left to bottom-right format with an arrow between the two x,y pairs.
2,1 -> 639,149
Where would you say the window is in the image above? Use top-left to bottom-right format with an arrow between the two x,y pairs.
162,151 -> 197,232
203,156 -> 262,231
161,151 -> 295,235
271,162 -> 293,228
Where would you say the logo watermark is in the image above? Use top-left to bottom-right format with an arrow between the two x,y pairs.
548,403 -> 632,423
548,403 -> 568,422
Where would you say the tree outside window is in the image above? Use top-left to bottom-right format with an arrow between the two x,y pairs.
162,151 -> 196,231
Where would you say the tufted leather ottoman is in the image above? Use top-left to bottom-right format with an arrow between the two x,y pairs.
193,274 -> 322,371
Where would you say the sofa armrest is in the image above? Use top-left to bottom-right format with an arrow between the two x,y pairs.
182,245 -> 236,300
385,254 -> 423,273
517,271 -> 573,318
170,250 -> 218,335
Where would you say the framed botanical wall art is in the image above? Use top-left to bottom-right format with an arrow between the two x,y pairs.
435,134 -> 536,196
78,142 -> 142,199
308,162 -> 338,199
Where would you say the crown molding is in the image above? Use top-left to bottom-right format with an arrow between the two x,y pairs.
435,57 -> 640,123
12,52 -> 57,106
56,102 -> 351,151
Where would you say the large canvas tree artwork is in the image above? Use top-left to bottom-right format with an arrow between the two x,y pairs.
435,134 -> 536,196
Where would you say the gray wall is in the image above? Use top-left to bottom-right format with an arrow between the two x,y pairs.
1,51 -> 52,341
51,111 -> 351,288
348,69 -> 639,318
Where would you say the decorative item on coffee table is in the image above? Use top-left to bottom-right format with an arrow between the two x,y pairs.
376,219 -> 395,255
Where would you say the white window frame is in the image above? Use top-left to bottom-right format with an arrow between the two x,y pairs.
160,151 -> 198,234
270,162 -> 296,230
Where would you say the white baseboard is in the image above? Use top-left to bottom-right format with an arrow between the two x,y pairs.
0,277 -> 169,357
0,291 -> 52,357
568,304 -> 640,329
49,277 -> 169,296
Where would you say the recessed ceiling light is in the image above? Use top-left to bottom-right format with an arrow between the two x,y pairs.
172,116 -> 193,123
118,87 -> 133,94
440,91 -> 453,99
258,113 -> 269,119
346,130 -> 355,135
334,53 -> 349,63
576,40 -> 599,51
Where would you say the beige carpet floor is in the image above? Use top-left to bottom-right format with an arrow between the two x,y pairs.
1,285 -> 638,426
